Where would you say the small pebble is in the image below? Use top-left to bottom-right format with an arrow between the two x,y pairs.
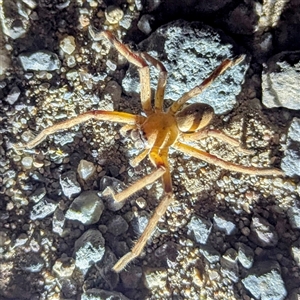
105,6 -> 124,24
60,36 -> 76,55
21,156 -> 33,169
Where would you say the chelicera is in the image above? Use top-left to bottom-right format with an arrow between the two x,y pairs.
16,30 -> 283,272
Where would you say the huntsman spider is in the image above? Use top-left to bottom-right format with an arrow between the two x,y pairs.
16,31 -> 284,272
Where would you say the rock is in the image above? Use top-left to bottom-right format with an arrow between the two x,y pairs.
52,257 -> 75,278
96,248 -> 119,290
0,0 -> 32,39
154,241 -> 179,268
5,86 -> 21,105
120,265 -> 143,289
213,214 -> 236,235
99,176 -> 127,211
0,50 -> 11,76
122,20 -> 248,114
107,215 -> 129,236
143,267 -> 168,289
249,215 -> 278,247
281,118 -> 300,177
223,3 -> 258,35
18,50 -> 61,71
65,191 -> 104,225
19,253 -> 44,273
262,51 -> 300,110
21,156 -> 33,169
30,198 -> 58,220
52,209 -> 65,236
187,215 -> 212,244
60,171 -> 81,198
287,206 -> 300,229
105,6 -> 124,24
29,186 -> 46,203
82,288 -> 129,300
137,14 -> 154,35
60,35 -> 76,55
236,242 -> 254,269
130,210 -> 149,236
220,248 -> 239,282
60,278 -> 77,298
242,261 -> 287,300
199,244 -> 220,264
74,229 -> 105,274
13,233 -> 28,248
291,238 -> 300,267
100,80 -> 122,111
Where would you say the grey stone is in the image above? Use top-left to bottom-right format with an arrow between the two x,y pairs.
131,211 -> 150,236
19,50 -> 61,71
120,265 -> 143,289
287,206 -> 300,229
60,171 -> 81,199
187,215 -> 212,244
82,288 -> 129,300
122,20 -> 248,114
291,238 -> 300,267
19,253 -> 44,273
199,244 -> 220,264
154,241 -> 179,268
60,278 -> 77,298
96,247 -> 119,290
220,248 -> 239,282
74,229 -> 105,273
281,118 -> 300,177
107,215 -> 129,236
65,191 -> 104,225
77,159 -> 96,181
236,242 -> 254,269
30,197 -> 58,220
1,0 -> 31,39
213,214 -> 237,235
242,261 -> 287,300
100,80 -> 122,110
5,86 -> 21,105
52,209 -> 65,236
262,51 -> 300,110
249,215 -> 278,247
29,186 -> 46,203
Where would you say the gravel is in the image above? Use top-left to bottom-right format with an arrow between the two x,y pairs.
1,0 -> 300,299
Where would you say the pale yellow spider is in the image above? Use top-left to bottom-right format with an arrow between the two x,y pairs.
16,31 -> 284,272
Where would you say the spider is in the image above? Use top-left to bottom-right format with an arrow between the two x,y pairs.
16,30 -> 284,273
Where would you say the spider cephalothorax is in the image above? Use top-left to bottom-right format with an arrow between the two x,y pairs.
15,30 -> 284,272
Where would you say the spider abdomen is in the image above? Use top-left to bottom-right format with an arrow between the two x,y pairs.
175,103 -> 214,133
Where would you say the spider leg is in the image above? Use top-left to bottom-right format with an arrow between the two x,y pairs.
169,55 -> 245,114
113,166 -> 165,203
100,31 -> 153,115
130,149 -> 149,167
181,128 -> 254,155
140,52 -> 168,112
16,111 -> 144,150
173,141 -> 284,176
113,150 -> 173,272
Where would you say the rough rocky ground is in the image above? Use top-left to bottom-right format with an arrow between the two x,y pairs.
1,0 -> 300,299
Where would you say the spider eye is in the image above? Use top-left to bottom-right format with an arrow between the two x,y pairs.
175,103 -> 214,132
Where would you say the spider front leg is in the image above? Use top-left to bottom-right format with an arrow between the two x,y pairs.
15,111 -> 144,150
100,31 -> 153,115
